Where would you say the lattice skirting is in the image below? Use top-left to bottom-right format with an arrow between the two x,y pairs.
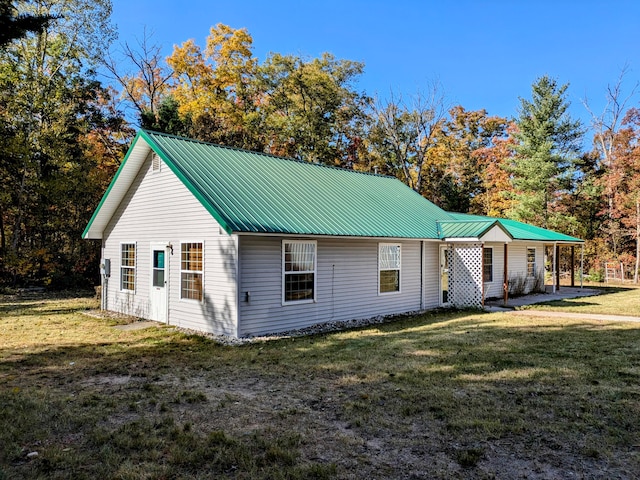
447,244 -> 483,308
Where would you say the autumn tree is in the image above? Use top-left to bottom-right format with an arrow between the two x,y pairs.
167,23 -> 261,149
255,52 -> 367,164
165,24 -> 368,163
583,68 -> 638,254
472,121 -> 518,217
604,108 -> 640,282
427,106 -> 509,212
364,84 -> 447,195
510,76 -> 584,230
0,0 -> 128,286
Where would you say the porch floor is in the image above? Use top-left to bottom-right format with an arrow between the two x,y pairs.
484,286 -> 600,310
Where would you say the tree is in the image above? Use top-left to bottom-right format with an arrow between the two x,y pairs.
103,30 -> 173,128
426,106 -> 508,212
583,67 -> 638,254
167,23 -> 260,149
255,52 -> 367,165
510,76 -> 583,230
0,0 -> 123,286
605,108 -> 640,282
364,83 -> 447,195
0,0 -> 57,47
472,122 -> 518,217
166,24 -> 368,163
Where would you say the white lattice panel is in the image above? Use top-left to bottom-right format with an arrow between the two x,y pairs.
447,244 -> 483,308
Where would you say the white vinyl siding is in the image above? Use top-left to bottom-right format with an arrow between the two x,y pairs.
239,237 -> 423,337
422,242 -> 440,309
102,148 -> 238,336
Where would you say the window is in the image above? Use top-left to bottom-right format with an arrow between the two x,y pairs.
527,247 -> 536,277
120,243 -> 135,291
181,242 -> 203,301
483,247 -> 493,282
379,243 -> 401,294
283,240 -> 316,303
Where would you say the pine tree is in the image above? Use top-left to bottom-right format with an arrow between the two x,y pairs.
510,76 -> 583,230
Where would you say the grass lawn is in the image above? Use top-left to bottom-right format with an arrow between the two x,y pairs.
524,284 -> 640,316
1,292 -> 639,479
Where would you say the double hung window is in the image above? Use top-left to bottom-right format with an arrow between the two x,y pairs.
379,243 -> 401,294
181,242 -> 203,301
283,241 -> 316,303
483,247 -> 493,282
120,243 -> 136,291
527,247 -> 536,277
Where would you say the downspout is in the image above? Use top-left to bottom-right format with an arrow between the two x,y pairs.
580,244 -> 584,289
165,243 -> 171,325
420,240 -> 424,311
101,241 -> 107,311
503,243 -> 508,306
552,242 -> 557,293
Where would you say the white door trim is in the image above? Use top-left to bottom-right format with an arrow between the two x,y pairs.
150,242 -> 169,323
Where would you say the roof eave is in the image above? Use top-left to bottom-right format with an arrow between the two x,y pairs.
82,132 -> 150,239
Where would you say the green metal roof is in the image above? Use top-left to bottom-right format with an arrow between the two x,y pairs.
437,219 -> 507,239
448,213 -> 583,243
83,130 -> 583,243
85,130 -> 455,239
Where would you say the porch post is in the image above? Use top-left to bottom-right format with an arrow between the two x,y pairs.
503,243 -> 508,306
555,243 -> 560,291
580,244 -> 584,289
570,245 -> 575,287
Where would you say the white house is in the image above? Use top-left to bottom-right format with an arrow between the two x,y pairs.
83,130 -> 583,338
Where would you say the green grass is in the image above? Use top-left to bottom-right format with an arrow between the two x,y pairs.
1,293 -> 639,478
523,285 -> 640,316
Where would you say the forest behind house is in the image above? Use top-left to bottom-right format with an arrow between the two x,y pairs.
1,0 -> 639,289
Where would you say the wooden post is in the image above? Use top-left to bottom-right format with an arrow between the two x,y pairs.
570,246 -> 575,287
503,243 -> 508,306
555,244 -> 561,291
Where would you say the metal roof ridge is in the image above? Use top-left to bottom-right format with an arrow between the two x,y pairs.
141,128 -> 395,179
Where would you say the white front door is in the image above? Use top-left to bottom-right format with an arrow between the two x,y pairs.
149,243 -> 168,323
439,246 -> 450,306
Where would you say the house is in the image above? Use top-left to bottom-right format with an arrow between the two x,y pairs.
83,130 -> 583,338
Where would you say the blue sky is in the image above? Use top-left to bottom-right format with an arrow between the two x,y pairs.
111,0 -> 640,136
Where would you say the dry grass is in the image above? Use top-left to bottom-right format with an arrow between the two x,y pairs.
1,292 -> 639,479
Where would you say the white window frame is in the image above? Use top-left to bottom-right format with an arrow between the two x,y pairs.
282,240 -> 317,305
180,241 -> 204,302
120,242 -> 136,292
378,243 -> 401,295
527,247 -> 536,278
483,246 -> 493,283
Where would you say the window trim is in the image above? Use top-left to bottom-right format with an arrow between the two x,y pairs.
180,241 -> 204,302
527,246 -> 536,278
282,239 -> 317,305
120,242 -> 136,292
483,246 -> 493,283
378,243 -> 401,295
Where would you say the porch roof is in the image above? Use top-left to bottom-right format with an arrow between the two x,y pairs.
448,213 -> 583,243
437,219 -> 512,242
